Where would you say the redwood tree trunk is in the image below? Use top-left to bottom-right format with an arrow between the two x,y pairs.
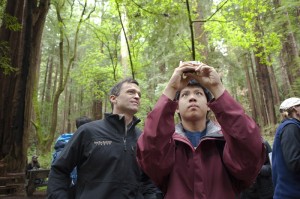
0,0 -> 50,172
243,54 -> 257,120
255,53 -> 276,126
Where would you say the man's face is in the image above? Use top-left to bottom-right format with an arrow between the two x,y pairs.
111,82 -> 141,116
177,86 -> 209,121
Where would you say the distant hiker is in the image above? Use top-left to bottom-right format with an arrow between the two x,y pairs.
27,155 -> 40,171
27,155 -> 42,184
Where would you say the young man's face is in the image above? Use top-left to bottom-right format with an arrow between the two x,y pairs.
111,82 -> 141,116
177,86 -> 209,121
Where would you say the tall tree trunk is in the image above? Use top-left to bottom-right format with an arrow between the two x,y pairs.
0,0 -> 50,172
274,0 -> 300,95
67,82 -> 72,133
116,1 -> 135,78
93,100 -> 103,120
243,54 -> 257,120
250,51 -> 264,126
46,56 -> 54,103
194,0 -> 212,61
254,52 -> 276,125
279,51 -> 292,96
282,10 -> 300,84
267,60 -> 280,106
185,0 -> 195,60
41,57 -> 50,105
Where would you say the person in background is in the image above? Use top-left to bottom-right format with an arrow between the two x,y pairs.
27,155 -> 40,170
47,78 -> 162,199
240,140 -> 274,199
51,116 -> 92,198
137,61 -> 265,199
27,155 -> 42,184
272,97 -> 300,199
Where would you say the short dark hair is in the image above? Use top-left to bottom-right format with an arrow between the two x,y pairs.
76,116 -> 92,128
109,78 -> 139,110
175,79 -> 212,101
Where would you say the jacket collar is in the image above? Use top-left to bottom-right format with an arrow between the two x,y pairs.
104,113 -> 141,129
175,120 -> 223,138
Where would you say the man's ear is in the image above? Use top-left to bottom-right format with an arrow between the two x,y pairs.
110,95 -> 117,104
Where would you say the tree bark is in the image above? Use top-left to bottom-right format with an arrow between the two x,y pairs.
254,52 -> 276,125
243,54 -> 257,120
0,0 -> 50,172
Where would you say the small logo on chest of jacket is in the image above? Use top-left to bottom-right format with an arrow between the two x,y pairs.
94,140 -> 112,146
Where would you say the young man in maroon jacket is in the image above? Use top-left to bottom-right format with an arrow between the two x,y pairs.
137,61 -> 265,199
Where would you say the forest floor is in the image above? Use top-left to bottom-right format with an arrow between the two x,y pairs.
0,190 -> 46,199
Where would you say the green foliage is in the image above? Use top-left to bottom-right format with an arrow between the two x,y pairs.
0,4 -> 21,75
0,41 -> 15,75
205,0 -> 282,62
2,13 -> 22,31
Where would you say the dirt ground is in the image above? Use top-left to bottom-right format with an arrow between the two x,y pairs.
0,190 -> 46,199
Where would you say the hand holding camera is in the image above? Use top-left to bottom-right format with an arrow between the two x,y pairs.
179,61 -> 225,99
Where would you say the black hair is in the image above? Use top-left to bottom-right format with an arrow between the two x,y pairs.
76,116 -> 92,128
109,78 -> 139,110
175,79 -> 213,102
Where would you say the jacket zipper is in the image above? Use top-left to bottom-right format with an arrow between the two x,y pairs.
123,137 -> 127,151
123,123 -> 128,151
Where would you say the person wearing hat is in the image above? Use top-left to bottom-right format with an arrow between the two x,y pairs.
137,61 -> 265,199
272,97 -> 300,199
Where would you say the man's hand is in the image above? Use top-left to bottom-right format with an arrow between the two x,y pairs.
192,63 -> 225,99
163,61 -> 225,100
163,61 -> 198,100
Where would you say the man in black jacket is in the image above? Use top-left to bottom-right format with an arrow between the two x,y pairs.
47,78 -> 161,199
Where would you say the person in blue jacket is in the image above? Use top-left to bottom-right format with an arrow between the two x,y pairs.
272,97 -> 300,199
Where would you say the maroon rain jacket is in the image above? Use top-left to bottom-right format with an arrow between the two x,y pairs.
137,90 -> 265,199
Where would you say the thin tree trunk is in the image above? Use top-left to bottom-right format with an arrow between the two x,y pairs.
267,60 -> 280,106
46,57 -> 54,103
243,54 -> 257,120
116,1 -> 135,78
41,57 -> 50,105
279,52 -> 292,96
250,51 -> 264,126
